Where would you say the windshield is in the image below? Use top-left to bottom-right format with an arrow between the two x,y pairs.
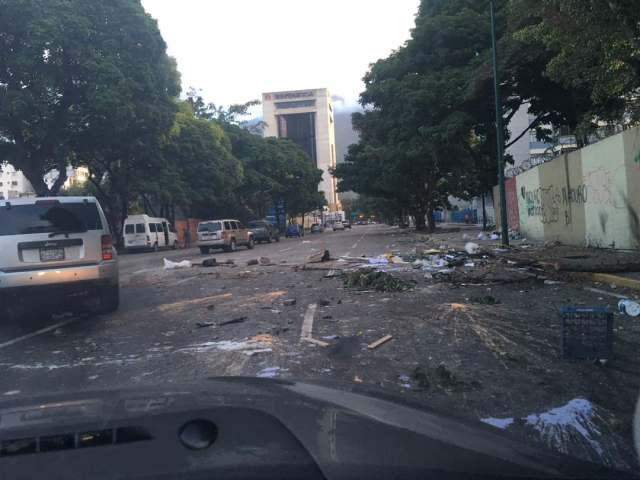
198,222 -> 221,232
0,202 -> 102,236
0,0 -> 639,476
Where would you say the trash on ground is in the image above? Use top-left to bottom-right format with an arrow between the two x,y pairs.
367,334 -> 393,350
322,335 -> 340,340
544,280 -> 565,285
163,258 -> 192,269
196,321 -> 215,328
307,250 -> 331,263
324,270 -> 339,278
218,316 -> 248,327
618,299 -> 640,317
303,337 -> 329,347
259,257 -> 273,266
283,299 -> 297,306
343,269 -> 415,292
318,299 -> 331,307
490,233 -> 500,240
201,258 -> 218,267
465,242 -> 480,254
257,367 -> 280,378
470,296 -> 500,305
247,259 -> 259,266
367,256 -> 389,265
353,375 -> 363,383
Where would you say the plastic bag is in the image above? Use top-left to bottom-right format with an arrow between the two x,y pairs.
163,258 -> 192,269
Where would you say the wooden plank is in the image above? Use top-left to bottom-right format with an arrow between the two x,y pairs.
303,337 -> 329,348
586,273 -> 640,292
367,334 -> 393,350
584,287 -> 630,299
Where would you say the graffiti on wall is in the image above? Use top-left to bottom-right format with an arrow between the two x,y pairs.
520,183 -> 588,225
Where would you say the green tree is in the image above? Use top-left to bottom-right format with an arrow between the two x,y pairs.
0,0 -> 180,199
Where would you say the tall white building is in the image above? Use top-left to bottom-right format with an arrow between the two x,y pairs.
262,88 -> 339,211
0,164 -> 35,200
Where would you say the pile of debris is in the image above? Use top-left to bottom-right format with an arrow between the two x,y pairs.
343,269 -> 415,292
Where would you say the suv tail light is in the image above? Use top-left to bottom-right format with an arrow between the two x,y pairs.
101,235 -> 113,261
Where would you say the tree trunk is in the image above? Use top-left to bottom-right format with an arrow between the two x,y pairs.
482,194 -> 487,230
413,209 -> 427,231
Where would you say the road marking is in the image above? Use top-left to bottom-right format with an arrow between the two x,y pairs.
300,303 -> 317,341
279,247 -> 293,253
0,317 -> 81,351
345,230 -> 368,257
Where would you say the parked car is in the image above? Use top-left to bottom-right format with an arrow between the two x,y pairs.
310,223 -> 324,234
247,220 -> 280,243
197,219 -> 254,253
123,214 -> 178,252
333,221 -> 345,231
0,196 -> 119,318
343,221 -> 352,229
285,224 -> 304,238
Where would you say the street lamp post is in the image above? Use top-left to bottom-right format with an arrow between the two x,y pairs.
490,0 -> 509,246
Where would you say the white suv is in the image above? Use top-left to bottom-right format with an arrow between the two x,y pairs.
0,197 -> 119,319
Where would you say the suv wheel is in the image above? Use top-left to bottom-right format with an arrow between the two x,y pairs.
247,236 -> 255,250
225,239 -> 237,252
267,234 -> 273,243
200,246 -> 210,254
99,285 -> 119,314
275,235 -> 280,242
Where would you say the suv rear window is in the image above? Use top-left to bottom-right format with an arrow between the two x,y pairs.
124,224 -> 134,234
135,224 -> 145,234
0,202 -> 103,236
198,222 -> 221,232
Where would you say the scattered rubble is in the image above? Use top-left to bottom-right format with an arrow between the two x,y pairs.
307,250 -> 331,263
283,299 -> 297,306
247,259 -> 259,266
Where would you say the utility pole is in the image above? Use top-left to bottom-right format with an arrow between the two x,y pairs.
490,0 -> 509,246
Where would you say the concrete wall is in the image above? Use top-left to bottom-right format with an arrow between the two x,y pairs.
494,126 -> 640,249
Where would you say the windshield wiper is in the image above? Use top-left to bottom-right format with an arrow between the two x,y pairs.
48,230 -> 87,238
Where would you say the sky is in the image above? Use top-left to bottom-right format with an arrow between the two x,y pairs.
141,0 -> 420,111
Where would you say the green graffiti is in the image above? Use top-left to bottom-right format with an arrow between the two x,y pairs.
635,150 -> 640,165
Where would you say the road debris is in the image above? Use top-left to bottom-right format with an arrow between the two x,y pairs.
318,299 -> 331,307
163,258 -> 192,269
469,295 -> 500,305
303,338 -> 329,347
283,299 -> 297,306
196,321 -> 215,328
618,299 -> 640,317
201,258 -> 218,267
247,259 -> 259,266
367,334 -> 393,350
307,250 -> 331,263
343,269 -> 414,292
218,316 -> 248,327
257,367 -> 280,378
259,257 -> 273,266
465,242 -> 480,254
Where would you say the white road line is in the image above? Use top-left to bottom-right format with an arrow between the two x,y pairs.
345,231 -> 368,258
0,317 -> 81,350
279,247 -> 293,253
300,303 -> 318,341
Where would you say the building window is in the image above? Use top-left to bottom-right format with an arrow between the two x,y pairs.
11,181 -> 17,186
0,182 -> 3,187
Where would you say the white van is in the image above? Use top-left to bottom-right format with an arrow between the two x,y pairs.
123,214 -> 178,252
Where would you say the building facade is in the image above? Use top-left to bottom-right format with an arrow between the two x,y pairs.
0,164 -> 35,200
262,88 -> 339,210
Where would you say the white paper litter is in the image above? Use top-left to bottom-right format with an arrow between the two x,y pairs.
163,258 -> 192,269
465,242 -> 480,254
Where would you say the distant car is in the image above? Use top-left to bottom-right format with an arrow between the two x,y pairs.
197,219 -> 254,253
333,221 -> 345,231
285,224 -> 304,238
0,196 -> 119,317
247,220 -> 280,243
343,221 -> 352,229
310,223 -> 324,234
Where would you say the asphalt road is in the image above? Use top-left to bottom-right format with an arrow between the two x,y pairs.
0,225 -> 391,397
